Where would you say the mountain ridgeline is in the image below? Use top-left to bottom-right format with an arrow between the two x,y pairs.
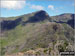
0,10 -> 75,55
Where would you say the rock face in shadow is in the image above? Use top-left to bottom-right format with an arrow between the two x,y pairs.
67,14 -> 75,28
22,10 -> 51,25
1,17 -> 22,31
51,13 -> 75,28
27,10 -> 50,22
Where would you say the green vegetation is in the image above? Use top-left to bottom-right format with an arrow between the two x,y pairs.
58,41 -> 69,52
43,48 -> 48,54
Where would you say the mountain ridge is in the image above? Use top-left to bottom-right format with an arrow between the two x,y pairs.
0,10 -> 74,30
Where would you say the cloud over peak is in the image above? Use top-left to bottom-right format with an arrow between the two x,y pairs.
48,5 -> 54,10
30,5 -> 44,10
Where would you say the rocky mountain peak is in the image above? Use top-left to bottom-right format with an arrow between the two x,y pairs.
35,10 -> 49,17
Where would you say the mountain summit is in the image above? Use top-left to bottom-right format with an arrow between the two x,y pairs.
34,10 -> 49,17
22,10 -> 51,23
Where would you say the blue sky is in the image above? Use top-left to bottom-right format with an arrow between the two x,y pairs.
1,0 -> 74,17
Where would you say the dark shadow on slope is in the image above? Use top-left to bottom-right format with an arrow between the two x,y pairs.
53,14 -> 75,29
67,14 -> 75,29
54,21 -> 66,23
1,17 -> 22,31
22,10 -> 50,25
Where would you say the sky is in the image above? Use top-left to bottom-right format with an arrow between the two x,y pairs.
0,0 -> 75,17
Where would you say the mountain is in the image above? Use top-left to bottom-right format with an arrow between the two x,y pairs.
1,10 -> 51,31
0,10 -> 74,55
51,13 -> 75,28
51,13 -> 74,22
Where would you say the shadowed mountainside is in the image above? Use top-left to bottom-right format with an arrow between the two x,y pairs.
1,10 -> 51,31
51,13 -> 75,28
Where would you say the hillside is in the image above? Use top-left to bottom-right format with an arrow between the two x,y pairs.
0,10 -> 74,56
51,13 -> 75,28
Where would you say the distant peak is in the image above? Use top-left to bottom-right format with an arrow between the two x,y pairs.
35,10 -> 49,17
36,10 -> 47,14
37,10 -> 46,13
59,13 -> 74,16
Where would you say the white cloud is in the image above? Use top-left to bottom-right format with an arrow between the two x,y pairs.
30,5 -> 44,10
1,0 -> 26,10
48,5 -> 54,10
